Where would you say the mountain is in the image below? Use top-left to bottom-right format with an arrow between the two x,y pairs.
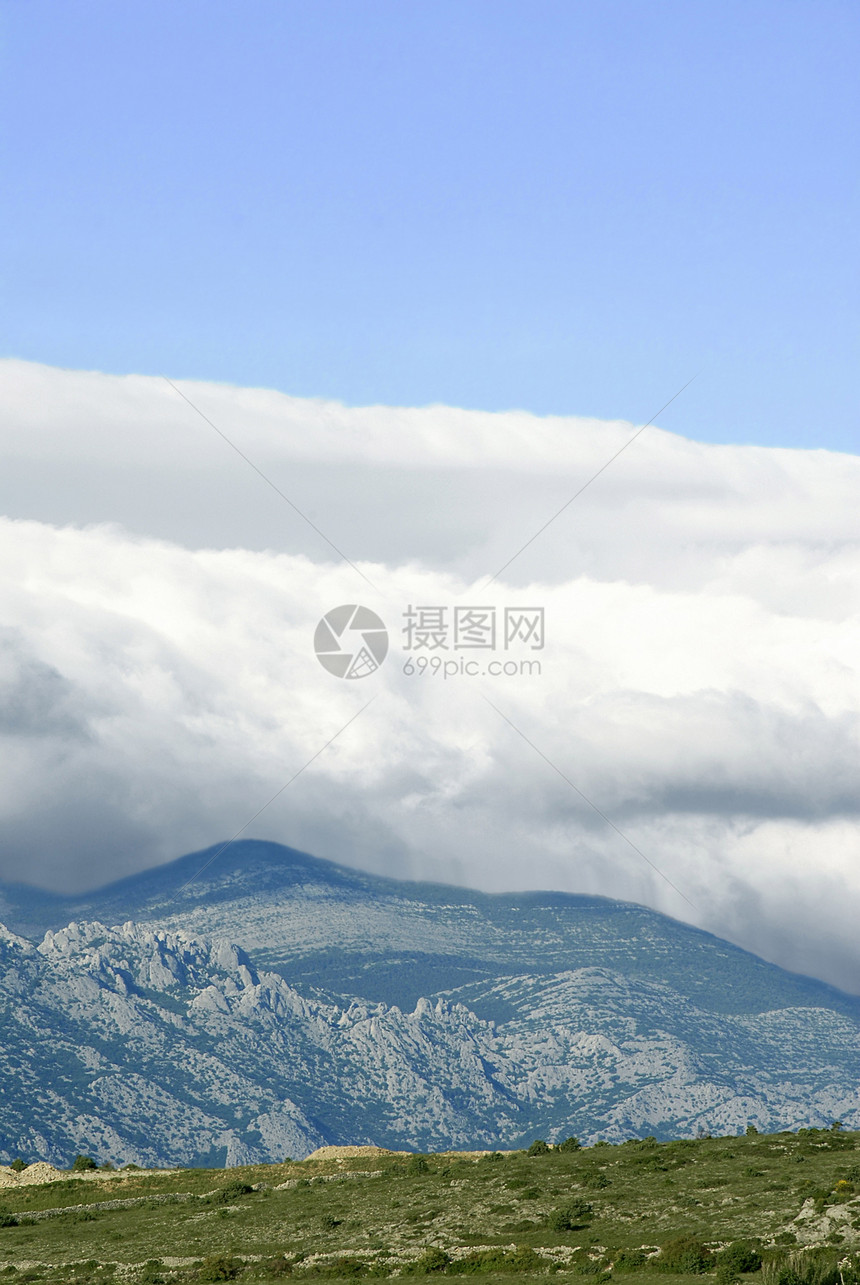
1,841 -> 859,1168
1,840 -> 855,1017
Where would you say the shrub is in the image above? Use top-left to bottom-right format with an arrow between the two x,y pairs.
614,1251 -> 648,1272
9,1159 -> 26,1173
558,1136 -> 582,1153
0,1213 -> 18,1229
195,1256 -> 241,1282
527,1139 -> 550,1156
506,1245 -> 547,1274
208,1179 -> 254,1205
412,1248 -> 451,1274
325,1257 -> 367,1277
409,1154 -> 430,1175
656,1237 -> 716,1274
567,1249 -> 610,1277
320,1213 -> 342,1230
582,1170 -> 611,1189
72,1155 -> 98,1172
717,1241 -> 762,1277
139,1262 -> 167,1285
547,1199 -> 593,1231
746,1125 -> 760,1136
260,1257 -> 293,1279
447,1245 -> 544,1274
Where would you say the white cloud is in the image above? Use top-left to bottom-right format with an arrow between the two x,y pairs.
2,357 -> 858,587
0,361 -> 859,991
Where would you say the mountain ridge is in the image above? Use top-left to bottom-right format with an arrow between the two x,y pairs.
2,839 -> 860,1167
1,839 -> 856,1017
2,910 -> 860,1168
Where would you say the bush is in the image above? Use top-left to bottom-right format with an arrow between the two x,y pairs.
582,1170 -> 611,1189
656,1238 -> 716,1274
409,1154 -> 430,1174
552,1135 -> 581,1156
717,1241 -> 762,1277
0,1214 -> 18,1229
527,1139 -> 550,1156
195,1256 -> 241,1282
324,1257 -> 367,1277
446,1245 -> 545,1274
412,1248 -> 451,1274
208,1179 -> 254,1205
566,1250 -> 610,1277
139,1262 -> 167,1284
72,1155 -> 98,1172
557,1136 -> 582,1153
9,1159 -> 26,1173
260,1257 -> 293,1279
614,1251 -> 648,1272
547,1199 -> 593,1231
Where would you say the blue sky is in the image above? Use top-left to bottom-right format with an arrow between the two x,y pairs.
2,0 -> 857,450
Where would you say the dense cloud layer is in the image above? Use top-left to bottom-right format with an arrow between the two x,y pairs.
0,361 -> 858,991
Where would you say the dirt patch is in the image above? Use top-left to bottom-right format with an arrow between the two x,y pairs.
305,1145 -> 410,1162
0,1162 -> 66,1187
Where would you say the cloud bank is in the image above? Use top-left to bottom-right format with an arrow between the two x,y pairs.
0,360 -> 858,991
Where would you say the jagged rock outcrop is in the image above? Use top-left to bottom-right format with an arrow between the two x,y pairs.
2,908 -> 860,1168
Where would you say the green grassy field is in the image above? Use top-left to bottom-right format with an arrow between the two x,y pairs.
2,1128 -> 860,1284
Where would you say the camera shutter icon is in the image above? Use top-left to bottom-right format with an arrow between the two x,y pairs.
314,604 -> 389,679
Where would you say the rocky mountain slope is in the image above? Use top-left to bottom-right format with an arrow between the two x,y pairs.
1,840 -> 855,1016
1,842 -> 860,1167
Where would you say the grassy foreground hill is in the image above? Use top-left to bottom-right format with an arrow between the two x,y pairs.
3,1129 -> 860,1284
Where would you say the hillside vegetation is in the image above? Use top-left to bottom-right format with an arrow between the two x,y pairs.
3,1128 -> 860,1283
